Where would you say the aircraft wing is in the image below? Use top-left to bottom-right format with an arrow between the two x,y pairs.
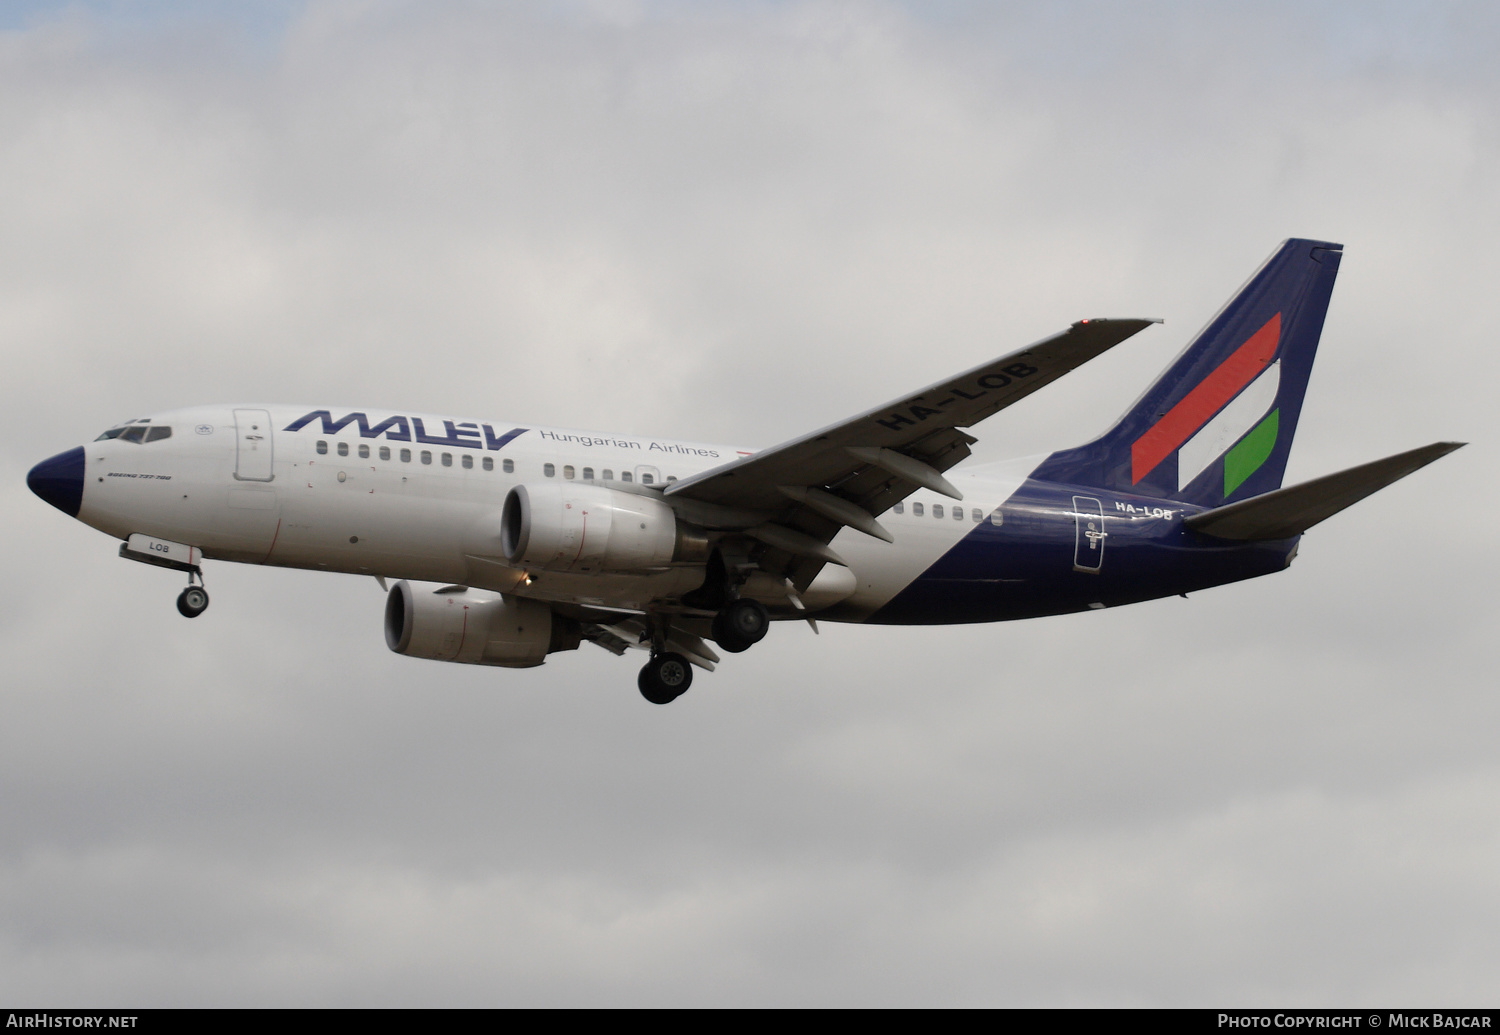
668,318 -> 1157,512
664,318 -> 1157,588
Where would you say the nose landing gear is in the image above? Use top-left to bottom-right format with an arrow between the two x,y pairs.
176,570 -> 209,618
177,585 -> 209,618
118,534 -> 210,618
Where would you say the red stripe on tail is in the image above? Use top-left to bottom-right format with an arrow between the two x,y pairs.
1131,312 -> 1281,484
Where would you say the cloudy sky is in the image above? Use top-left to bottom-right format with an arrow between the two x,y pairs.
3,0 -> 1497,1007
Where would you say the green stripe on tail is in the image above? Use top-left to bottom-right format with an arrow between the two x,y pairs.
1224,409 -> 1279,496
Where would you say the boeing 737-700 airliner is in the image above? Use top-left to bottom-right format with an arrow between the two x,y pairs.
27,240 -> 1462,703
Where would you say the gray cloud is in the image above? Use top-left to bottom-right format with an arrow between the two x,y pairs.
2,0 -> 1496,1006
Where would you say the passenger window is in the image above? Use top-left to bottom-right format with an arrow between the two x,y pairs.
913,502 -> 924,517
358,444 -> 370,459
602,469 -> 613,480
667,475 -> 677,483
954,506 -> 964,521
640,473 -> 653,485
990,510 -> 1003,526
933,504 -> 944,519
972,508 -> 982,522
400,448 -> 412,463
544,463 -> 555,477
462,455 -> 473,469
337,441 -> 349,457
421,451 -> 432,465
893,502 -> 904,514
441,453 -> 452,467
582,467 -> 594,480
563,465 -> 575,479
621,471 -> 632,482
145,426 -> 172,443
316,440 -> 328,455
379,446 -> 390,461
483,457 -> 493,471
502,459 -> 514,473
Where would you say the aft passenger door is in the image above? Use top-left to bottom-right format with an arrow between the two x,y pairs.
233,408 -> 274,481
1072,495 -> 1105,573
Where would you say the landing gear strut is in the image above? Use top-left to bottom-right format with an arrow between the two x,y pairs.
117,534 -> 210,619
176,570 -> 209,618
713,598 -> 769,653
638,652 -> 693,705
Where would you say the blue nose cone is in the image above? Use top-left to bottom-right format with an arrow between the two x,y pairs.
28,446 -> 86,518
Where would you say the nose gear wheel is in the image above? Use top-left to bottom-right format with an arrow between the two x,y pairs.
177,585 -> 209,618
176,568 -> 209,618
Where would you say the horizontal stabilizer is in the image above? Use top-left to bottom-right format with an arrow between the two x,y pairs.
1183,441 -> 1465,540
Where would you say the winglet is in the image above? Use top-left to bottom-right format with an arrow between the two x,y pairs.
1184,441 -> 1465,540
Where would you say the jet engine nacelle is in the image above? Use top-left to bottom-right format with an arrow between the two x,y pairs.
384,580 -> 580,668
500,482 -> 707,573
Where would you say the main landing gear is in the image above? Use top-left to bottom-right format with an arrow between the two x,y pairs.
631,596 -> 770,705
712,598 -> 769,653
684,549 -> 771,655
176,571 -> 209,618
638,652 -> 693,705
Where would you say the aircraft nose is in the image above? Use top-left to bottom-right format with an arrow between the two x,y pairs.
27,446 -> 86,518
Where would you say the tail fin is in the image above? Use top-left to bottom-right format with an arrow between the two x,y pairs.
1031,238 -> 1343,506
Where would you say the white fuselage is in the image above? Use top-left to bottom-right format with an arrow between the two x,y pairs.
76,405 -> 1032,621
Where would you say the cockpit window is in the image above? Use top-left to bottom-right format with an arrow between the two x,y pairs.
96,425 -> 172,444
